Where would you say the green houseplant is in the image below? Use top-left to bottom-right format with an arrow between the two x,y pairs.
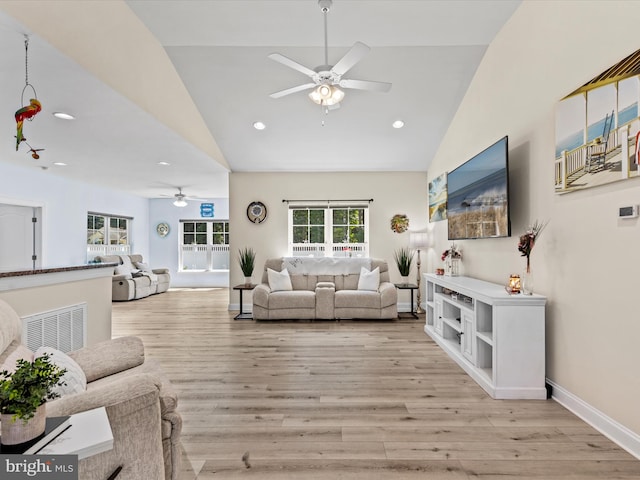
238,247 -> 256,285
0,354 -> 66,445
394,247 -> 414,282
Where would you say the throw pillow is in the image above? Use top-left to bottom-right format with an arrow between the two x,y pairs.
34,346 -> 87,397
114,265 -> 131,276
267,268 -> 293,292
357,266 -> 380,291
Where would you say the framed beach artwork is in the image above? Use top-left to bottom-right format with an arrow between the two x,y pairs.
428,172 -> 447,222
555,48 -> 640,194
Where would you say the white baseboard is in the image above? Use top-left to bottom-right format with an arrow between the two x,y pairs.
547,379 -> 640,460
230,303 -> 416,314
397,301 -> 420,313
228,303 -> 251,313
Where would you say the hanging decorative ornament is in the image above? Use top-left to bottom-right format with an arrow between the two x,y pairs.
15,35 -> 43,154
25,142 -> 45,159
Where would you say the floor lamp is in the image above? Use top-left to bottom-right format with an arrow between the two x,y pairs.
410,232 -> 429,314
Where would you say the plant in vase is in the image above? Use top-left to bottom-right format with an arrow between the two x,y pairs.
0,354 -> 66,445
393,247 -> 414,284
517,220 -> 547,294
238,247 -> 256,285
441,243 -> 462,276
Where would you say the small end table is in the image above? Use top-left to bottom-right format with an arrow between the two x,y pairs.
233,283 -> 257,320
394,283 -> 419,319
38,407 -> 113,459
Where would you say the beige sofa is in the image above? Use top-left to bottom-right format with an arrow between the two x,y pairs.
253,257 -> 398,320
0,299 -> 182,480
97,254 -> 170,301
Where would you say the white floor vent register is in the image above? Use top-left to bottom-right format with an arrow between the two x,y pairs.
21,303 -> 87,353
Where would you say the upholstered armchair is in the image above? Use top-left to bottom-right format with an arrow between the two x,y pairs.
0,299 -> 182,480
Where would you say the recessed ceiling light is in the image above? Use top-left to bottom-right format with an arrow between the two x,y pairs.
157,161 -> 170,166
52,112 -> 75,120
392,120 -> 405,129
53,162 -> 67,166
253,121 -> 266,130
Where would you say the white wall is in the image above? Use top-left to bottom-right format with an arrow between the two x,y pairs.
0,160 -> 231,287
0,161 -> 148,267
229,172 -> 429,309
149,197 -> 230,287
427,0 -> 640,448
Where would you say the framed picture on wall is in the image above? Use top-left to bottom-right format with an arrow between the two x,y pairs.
554,48 -> 640,194
429,172 -> 447,222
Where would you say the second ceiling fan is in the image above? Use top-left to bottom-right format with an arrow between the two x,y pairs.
268,0 -> 391,107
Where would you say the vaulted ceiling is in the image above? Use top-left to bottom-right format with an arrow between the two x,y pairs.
0,0 -> 520,199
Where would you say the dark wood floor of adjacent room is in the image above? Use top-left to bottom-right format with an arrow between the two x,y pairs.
111,288 -> 640,479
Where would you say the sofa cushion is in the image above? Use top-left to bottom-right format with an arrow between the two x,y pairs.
333,274 -> 360,291
269,290 -> 315,310
357,267 -> 380,291
290,274 -> 312,291
35,346 -> 87,397
115,265 -> 133,278
335,290 -> 381,309
267,268 -> 293,292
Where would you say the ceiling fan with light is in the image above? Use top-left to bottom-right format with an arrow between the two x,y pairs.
268,0 -> 391,108
161,187 -> 205,207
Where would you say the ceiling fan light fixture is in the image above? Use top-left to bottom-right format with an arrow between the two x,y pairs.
309,84 -> 344,106
173,196 -> 187,207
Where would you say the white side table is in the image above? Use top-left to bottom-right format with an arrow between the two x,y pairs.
39,407 -> 113,459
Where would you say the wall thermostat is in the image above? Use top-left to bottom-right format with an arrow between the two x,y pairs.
618,205 -> 638,218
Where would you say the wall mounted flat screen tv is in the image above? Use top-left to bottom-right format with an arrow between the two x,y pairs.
447,136 -> 511,240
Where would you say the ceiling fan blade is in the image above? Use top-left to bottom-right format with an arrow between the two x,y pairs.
268,53 -> 317,78
270,83 -> 317,99
339,78 -> 392,93
331,41 -> 370,76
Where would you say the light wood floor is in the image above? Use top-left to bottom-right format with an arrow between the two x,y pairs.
112,288 -> 640,479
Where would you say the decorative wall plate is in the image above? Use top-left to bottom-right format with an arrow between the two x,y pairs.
156,222 -> 170,237
247,201 -> 267,223
390,214 -> 409,233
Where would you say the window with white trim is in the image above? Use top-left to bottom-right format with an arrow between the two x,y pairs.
179,220 -> 230,271
288,204 -> 369,257
86,212 -> 131,261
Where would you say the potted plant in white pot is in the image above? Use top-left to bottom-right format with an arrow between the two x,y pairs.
238,247 -> 256,285
394,247 -> 414,284
0,354 -> 66,446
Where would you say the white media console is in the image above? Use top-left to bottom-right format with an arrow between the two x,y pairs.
423,273 -> 547,399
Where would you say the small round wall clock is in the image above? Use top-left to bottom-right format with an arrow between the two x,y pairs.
156,222 -> 170,237
247,201 -> 267,224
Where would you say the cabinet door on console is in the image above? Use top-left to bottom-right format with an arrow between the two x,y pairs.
461,309 -> 475,363
434,296 -> 444,335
